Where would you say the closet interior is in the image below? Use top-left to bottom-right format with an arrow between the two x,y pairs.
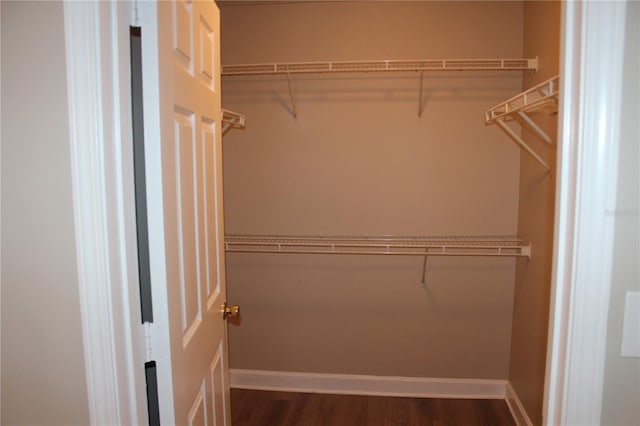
218,2 -> 560,424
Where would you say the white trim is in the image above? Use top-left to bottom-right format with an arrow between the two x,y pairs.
230,369 -> 507,399
63,1 -> 147,425
505,383 -> 533,426
544,1 -> 627,425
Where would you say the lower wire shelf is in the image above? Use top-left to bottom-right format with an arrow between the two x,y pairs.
224,234 -> 531,258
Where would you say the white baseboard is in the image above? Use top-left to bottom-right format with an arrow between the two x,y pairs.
505,382 -> 534,426
230,369 -> 507,400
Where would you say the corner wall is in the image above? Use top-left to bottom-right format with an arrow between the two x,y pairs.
1,2 -> 90,424
221,2 -> 524,380
509,1 -> 561,424
600,3 -> 640,424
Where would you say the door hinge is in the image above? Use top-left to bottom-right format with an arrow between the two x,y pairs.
143,321 -> 153,362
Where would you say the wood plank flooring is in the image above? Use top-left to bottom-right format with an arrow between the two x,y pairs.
230,389 -> 516,426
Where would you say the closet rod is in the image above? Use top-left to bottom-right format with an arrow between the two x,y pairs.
221,58 -> 539,76
225,234 -> 531,258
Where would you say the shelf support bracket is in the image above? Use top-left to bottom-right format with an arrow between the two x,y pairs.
420,252 -> 429,287
516,111 -> 553,144
221,108 -> 246,136
495,119 -> 551,172
285,66 -> 298,118
418,71 -> 425,117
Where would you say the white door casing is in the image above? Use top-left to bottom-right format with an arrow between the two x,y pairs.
63,1 -> 148,424
139,1 -> 231,424
544,1 -> 628,425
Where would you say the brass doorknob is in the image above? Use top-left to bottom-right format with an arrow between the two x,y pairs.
222,303 -> 240,320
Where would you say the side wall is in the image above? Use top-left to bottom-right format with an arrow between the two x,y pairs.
509,1 -> 561,424
0,2 -> 90,424
220,2 -> 524,380
600,2 -> 640,424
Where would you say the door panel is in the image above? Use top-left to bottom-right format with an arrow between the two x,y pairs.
210,343 -> 227,426
141,1 -> 229,424
187,386 -> 206,426
202,119 -> 223,310
175,110 -> 202,344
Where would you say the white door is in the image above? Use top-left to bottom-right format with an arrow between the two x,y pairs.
139,1 -> 231,424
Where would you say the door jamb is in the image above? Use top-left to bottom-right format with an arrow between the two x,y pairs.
543,1 -> 628,424
63,1 -> 147,424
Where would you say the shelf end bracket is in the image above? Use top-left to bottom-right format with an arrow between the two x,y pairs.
517,111 -> 553,144
418,70 -> 425,118
495,118 -> 552,172
420,250 -> 429,287
285,66 -> 298,118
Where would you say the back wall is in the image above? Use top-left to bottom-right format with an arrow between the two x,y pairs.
220,1 -> 524,379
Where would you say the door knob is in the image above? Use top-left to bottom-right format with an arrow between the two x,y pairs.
222,303 -> 240,320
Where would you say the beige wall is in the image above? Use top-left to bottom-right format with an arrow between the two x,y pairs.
601,2 -> 640,424
509,1 -> 560,424
220,2 -> 524,378
1,2 -> 90,424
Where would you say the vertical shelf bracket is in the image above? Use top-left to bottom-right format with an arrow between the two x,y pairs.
420,252 -> 429,287
418,70 -> 425,118
285,66 -> 298,118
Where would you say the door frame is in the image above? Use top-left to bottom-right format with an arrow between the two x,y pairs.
63,0 -> 630,424
543,1 -> 628,425
63,1 -> 147,424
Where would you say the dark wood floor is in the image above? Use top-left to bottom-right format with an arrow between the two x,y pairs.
230,389 -> 516,426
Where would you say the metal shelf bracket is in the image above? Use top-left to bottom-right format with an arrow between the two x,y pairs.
285,66 -> 298,118
485,75 -> 559,172
418,70 -> 425,117
222,108 -> 246,135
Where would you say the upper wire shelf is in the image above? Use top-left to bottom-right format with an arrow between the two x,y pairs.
225,234 -> 531,258
222,58 -> 538,118
485,75 -> 559,172
222,58 -> 538,76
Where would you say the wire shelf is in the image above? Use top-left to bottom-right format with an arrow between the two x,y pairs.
225,234 -> 531,258
222,58 -> 538,76
485,75 -> 559,124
